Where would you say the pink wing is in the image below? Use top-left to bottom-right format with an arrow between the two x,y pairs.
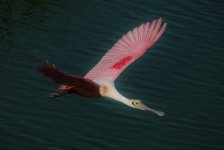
85,18 -> 167,82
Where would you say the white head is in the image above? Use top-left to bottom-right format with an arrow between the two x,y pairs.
131,99 -> 148,109
131,99 -> 165,116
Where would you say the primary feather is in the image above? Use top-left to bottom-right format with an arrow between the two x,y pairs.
85,18 -> 167,82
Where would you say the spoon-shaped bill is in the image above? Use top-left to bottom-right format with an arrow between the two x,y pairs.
140,103 -> 165,117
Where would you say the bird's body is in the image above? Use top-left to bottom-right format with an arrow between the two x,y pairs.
38,63 -> 102,97
38,18 -> 167,116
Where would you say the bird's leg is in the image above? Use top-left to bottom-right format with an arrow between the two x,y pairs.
48,91 -> 69,98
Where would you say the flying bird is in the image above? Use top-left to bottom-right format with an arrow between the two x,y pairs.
38,18 -> 167,116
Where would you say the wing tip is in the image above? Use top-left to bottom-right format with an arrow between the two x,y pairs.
37,60 -> 56,73
146,17 -> 166,24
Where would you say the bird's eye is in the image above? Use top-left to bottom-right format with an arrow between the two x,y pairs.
136,102 -> 139,105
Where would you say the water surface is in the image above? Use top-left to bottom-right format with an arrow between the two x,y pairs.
0,0 -> 224,150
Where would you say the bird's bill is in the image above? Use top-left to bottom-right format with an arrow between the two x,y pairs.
138,103 -> 165,117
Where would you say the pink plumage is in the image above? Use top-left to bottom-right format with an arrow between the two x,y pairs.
85,18 -> 167,81
37,18 -> 167,115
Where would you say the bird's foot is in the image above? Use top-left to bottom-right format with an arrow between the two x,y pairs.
48,93 -> 60,98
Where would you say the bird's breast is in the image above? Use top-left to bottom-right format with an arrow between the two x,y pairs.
99,85 -> 111,96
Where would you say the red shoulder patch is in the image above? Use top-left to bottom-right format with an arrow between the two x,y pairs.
112,56 -> 132,69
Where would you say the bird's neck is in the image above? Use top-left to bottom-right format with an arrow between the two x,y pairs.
98,80 -> 134,107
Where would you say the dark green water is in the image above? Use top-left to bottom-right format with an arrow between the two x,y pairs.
0,0 -> 224,149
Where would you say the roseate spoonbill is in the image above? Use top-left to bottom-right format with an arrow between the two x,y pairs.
38,18 -> 167,116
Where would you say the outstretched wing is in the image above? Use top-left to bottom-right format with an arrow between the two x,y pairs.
37,61 -> 97,88
85,18 -> 167,82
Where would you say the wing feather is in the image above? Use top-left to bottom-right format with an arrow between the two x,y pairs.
139,23 -> 144,42
85,18 -> 167,83
132,26 -> 139,43
38,61 -> 97,88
